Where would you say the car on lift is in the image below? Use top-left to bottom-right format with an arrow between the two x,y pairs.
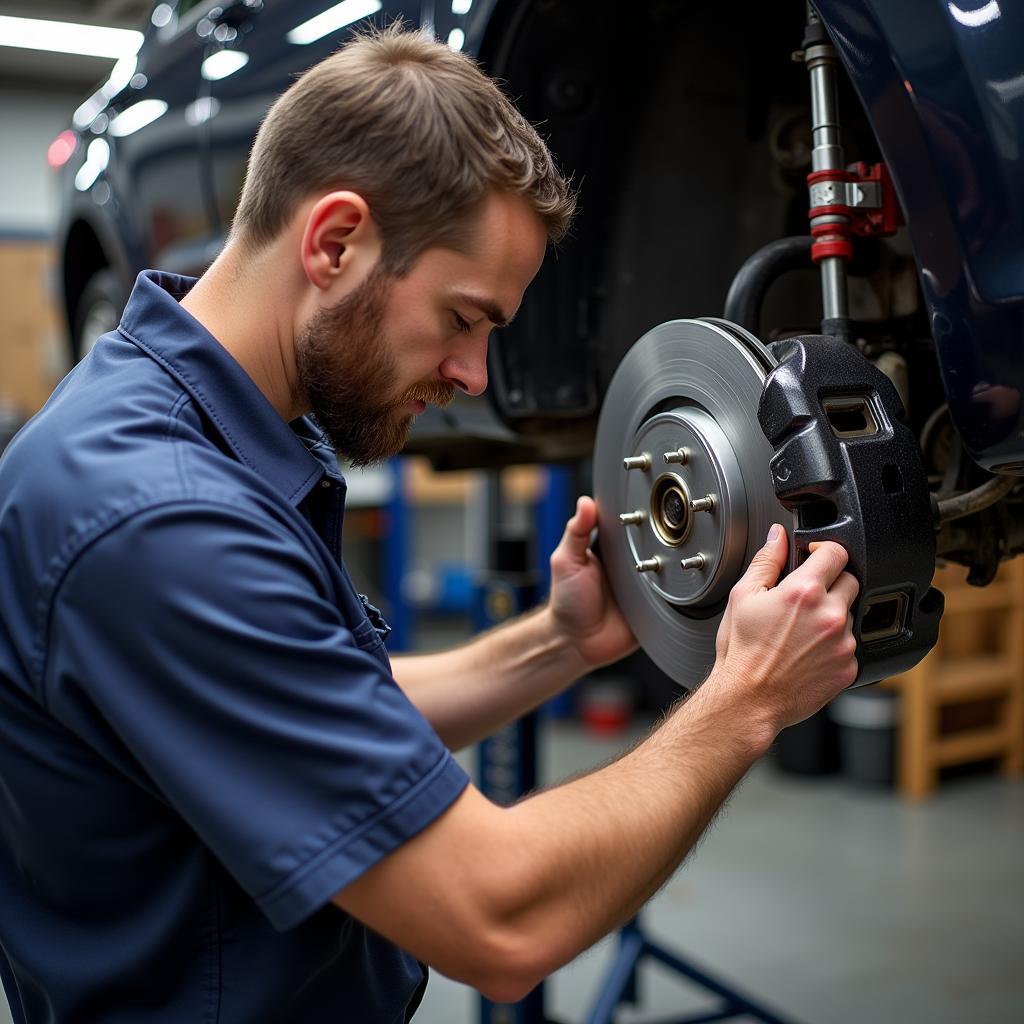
53,0 -> 1024,677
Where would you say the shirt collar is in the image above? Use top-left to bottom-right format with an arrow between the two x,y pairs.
117,270 -> 338,506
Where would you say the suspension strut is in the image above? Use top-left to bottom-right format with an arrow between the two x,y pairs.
797,5 -> 902,344
802,5 -> 851,340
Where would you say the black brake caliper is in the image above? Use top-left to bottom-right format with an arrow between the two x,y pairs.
757,334 -> 943,686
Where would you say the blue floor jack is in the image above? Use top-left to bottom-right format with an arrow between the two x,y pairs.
474,470 -> 798,1024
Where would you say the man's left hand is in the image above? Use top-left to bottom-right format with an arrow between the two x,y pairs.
548,496 -> 638,669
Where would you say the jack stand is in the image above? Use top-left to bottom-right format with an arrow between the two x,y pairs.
474,470 -> 548,1024
584,917 -> 799,1024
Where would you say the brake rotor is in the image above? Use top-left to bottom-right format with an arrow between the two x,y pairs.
594,318 -> 794,688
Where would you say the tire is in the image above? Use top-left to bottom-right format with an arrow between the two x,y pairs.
72,269 -> 126,363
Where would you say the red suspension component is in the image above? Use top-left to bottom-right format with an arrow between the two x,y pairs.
806,161 -> 903,264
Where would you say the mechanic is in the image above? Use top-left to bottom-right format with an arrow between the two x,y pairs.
0,25 -> 858,1023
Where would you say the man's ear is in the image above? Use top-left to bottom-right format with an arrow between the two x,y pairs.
300,191 -> 381,291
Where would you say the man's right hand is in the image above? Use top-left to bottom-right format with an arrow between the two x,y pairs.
708,523 -> 859,733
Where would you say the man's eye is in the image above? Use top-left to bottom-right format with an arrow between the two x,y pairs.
452,312 -> 472,334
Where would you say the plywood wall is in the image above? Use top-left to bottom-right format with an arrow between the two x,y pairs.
0,241 -> 67,419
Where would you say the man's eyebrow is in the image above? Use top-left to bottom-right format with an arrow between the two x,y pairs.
451,291 -> 514,328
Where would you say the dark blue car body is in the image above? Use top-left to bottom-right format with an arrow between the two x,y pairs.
57,0 -> 1024,471
815,0 -> 1024,473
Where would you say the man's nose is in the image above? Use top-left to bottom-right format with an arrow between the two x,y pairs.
440,333 -> 489,397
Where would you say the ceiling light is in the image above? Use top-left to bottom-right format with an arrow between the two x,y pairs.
70,54 -> 139,128
74,139 -> 110,191
108,99 -> 168,138
0,14 -> 142,59
287,0 -> 382,46
73,91 -> 109,130
185,96 -> 221,127
201,49 -> 250,81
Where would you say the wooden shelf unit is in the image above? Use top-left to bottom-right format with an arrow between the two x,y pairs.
884,559 -> 1024,799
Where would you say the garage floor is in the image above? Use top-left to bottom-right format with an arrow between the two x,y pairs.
1,719 -> 1020,1024
416,720 -> 1024,1024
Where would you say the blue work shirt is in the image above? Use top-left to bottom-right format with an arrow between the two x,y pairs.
0,270 -> 469,1022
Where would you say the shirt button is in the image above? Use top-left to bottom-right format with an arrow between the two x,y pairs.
321,479 -> 332,489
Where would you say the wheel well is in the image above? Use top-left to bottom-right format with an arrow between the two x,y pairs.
63,219 -> 110,336
478,0 -> 878,438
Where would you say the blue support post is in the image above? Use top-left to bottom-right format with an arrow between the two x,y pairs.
535,464 -> 575,594
536,465 -> 577,720
383,458 -> 411,651
475,471 -> 546,1024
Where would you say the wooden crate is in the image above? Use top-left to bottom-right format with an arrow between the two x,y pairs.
884,559 -> 1024,799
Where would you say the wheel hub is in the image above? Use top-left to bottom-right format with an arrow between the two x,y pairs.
622,408 -> 746,608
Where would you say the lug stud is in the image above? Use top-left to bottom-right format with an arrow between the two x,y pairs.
689,494 -> 716,513
623,453 -> 651,471
663,447 -> 690,465
635,556 -> 662,573
680,554 -> 706,571
619,510 -> 646,525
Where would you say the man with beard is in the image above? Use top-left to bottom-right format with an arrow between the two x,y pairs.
0,24 -> 858,1023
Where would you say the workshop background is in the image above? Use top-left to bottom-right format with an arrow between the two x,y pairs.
1,2 -> 1023,1023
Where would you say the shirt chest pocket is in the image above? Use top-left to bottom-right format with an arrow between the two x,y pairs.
329,558 -> 392,666
350,617 -> 382,652
349,614 -> 391,670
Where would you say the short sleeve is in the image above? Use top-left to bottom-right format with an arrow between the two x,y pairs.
45,501 -> 469,930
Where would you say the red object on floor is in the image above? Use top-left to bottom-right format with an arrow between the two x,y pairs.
581,683 -> 632,736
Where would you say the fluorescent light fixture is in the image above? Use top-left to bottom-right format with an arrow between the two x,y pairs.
72,54 -> 139,129
287,0 -> 382,46
74,163 -> 101,192
108,99 -> 168,138
73,91 -> 108,130
451,0 -> 473,14
447,27 -> 465,51
74,138 -> 109,191
185,96 -> 221,127
0,14 -> 142,59
948,1 -> 1000,26
107,54 -> 139,92
201,49 -> 250,81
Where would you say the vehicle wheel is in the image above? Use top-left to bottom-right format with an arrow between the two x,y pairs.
73,269 -> 125,362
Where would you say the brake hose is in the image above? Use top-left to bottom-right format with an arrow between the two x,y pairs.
936,474 -> 1018,524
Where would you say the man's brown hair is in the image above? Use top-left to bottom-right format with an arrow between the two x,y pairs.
232,22 -> 574,273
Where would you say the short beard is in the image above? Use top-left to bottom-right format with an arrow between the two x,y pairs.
295,265 -> 455,467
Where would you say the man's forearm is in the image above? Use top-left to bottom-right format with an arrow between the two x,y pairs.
483,673 -> 774,982
339,668 -> 776,1001
391,606 -> 587,750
